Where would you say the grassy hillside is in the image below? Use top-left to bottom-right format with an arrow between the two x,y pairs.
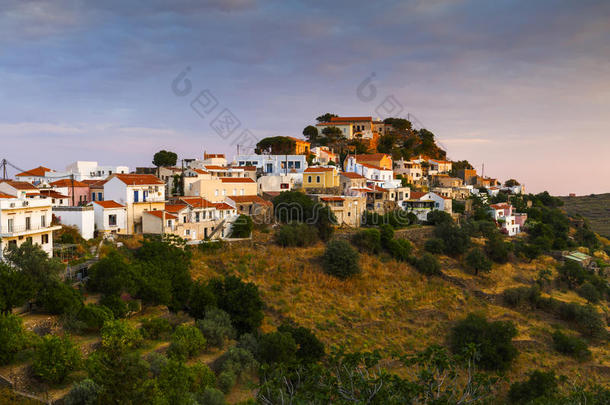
560,193 -> 610,238
191,231 -> 610,392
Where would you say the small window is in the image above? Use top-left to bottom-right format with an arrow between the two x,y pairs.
316,176 -> 320,183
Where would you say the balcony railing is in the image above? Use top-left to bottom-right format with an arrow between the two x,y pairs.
0,223 -> 57,235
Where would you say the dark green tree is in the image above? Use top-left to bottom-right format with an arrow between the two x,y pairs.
210,276 -> 264,335
0,262 -> 34,314
152,150 -> 177,167
302,125 -> 319,143
322,240 -> 360,279
32,335 -> 82,384
465,248 -> 492,275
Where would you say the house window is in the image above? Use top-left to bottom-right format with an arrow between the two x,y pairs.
215,189 -> 219,196
7,218 -> 14,232
42,234 -> 49,244
295,162 -> 301,169
222,190 -> 226,196
316,176 -> 320,183
240,189 -> 244,195
183,216 -> 187,223
97,192 -> 102,200
233,188 -> 237,196
133,190 -> 139,202
25,217 -> 31,231
308,176 -> 312,183
195,212 -> 200,222
143,190 -> 148,202
41,215 -> 46,228
92,193 -> 96,201
108,214 -> 117,226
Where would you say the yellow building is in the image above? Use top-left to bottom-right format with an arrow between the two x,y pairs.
287,137 -> 311,155
187,177 -> 258,202
303,167 -> 339,190
349,153 -> 393,170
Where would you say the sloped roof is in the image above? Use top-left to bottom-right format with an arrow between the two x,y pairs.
220,177 -> 255,183
92,200 -> 125,209
304,167 -> 335,173
214,202 -> 235,210
113,174 -> 164,185
340,172 -> 365,179
330,116 -> 372,122
178,197 -> 216,209
320,196 -> 344,202
0,192 -> 15,198
165,204 -> 188,213
39,189 -> 69,199
409,191 -> 428,200
15,166 -> 53,177
3,181 -> 39,190
227,195 -> 272,206
144,210 -> 177,220
49,179 -> 89,188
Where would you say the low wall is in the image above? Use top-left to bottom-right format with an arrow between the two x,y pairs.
334,225 -> 435,244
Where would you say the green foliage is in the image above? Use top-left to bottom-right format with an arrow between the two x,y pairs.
415,253 -> 441,276
100,319 -> 142,355
363,210 -> 412,228
278,323 -> 325,363
99,294 -> 129,318
383,117 -> 412,131
32,334 -> 81,384
379,224 -> 394,248
256,136 -> 297,155
508,370 -> 558,404
272,191 -> 336,241
187,280 -> 217,320
156,359 -> 195,404
213,347 -> 258,394
552,330 -> 591,361
449,313 -> 518,371
152,149 -> 177,167
230,214 -> 253,238
257,331 -> 297,365
198,387 -> 226,405
140,317 -> 173,340
302,125 -> 319,143
434,222 -> 470,256
426,210 -> 453,226
64,379 -> 101,405
0,314 -> 29,365
578,282 -> 601,304
386,238 -> 413,262
424,238 -> 445,254
315,113 -> 338,123
274,223 -> 319,247
167,324 -> 207,361
465,248 -> 492,275
502,286 -> 541,309
38,281 -> 83,315
322,240 -> 361,279
351,228 -> 382,254
196,308 -> 236,349
485,234 -> 511,263
190,362 -> 216,393
0,262 -> 34,314
557,261 -> 608,301
555,302 -> 606,338
77,304 -> 114,332
210,276 -> 264,335
88,251 -> 134,297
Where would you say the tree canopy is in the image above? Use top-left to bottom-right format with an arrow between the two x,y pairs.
152,150 -> 177,167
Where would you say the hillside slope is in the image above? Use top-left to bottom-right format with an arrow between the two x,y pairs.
559,193 -> 610,238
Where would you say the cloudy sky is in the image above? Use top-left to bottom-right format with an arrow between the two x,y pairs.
1,0 -> 609,195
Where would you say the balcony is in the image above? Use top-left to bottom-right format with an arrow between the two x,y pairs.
0,223 -> 62,237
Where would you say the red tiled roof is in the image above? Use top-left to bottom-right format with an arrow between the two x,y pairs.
320,196 -> 344,202
409,191 -> 428,200
330,116 -> 372,122
213,202 -> 234,210
145,210 -> 178,220
203,165 -> 228,170
178,197 -> 216,208
0,192 -> 15,198
49,179 -> 89,188
220,177 -> 255,183
368,185 -> 389,193
3,181 -> 39,190
490,203 -> 511,210
39,189 -> 69,199
81,179 -> 107,187
304,167 -> 335,173
15,166 -> 53,177
192,168 -> 210,175
93,200 -> 125,209
227,195 -> 272,206
316,122 -> 351,126
113,174 -> 164,185
359,163 -> 385,170
204,153 -> 225,159
165,204 -> 188,213
355,153 -> 390,161
340,172 -> 365,179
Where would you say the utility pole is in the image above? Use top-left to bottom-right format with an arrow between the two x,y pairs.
70,173 -> 75,206
1,159 -> 6,180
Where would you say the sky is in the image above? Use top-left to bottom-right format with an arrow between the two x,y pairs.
1,0 -> 609,195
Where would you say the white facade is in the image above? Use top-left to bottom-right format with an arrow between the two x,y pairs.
52,206 -> 95,240
103,176 -> 165,205
420,192 -> 452,214
65,161 -> 129,180
91,201 -> 127,234
257,174 -> 298,194
234,154 -> 308,175
344,156 -> 400,188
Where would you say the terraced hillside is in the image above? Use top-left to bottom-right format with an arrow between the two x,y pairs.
560,193 -> 610,238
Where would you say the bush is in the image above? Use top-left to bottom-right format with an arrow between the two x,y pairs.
322,240 -> 360,279
351,228 -> 382,254
465,248 -> 492,275
190,362 -> 216,393
379,224 -> 394,248
278,323 -> 325,363
218,370 -> 237,394
213,347 -> 258,393
449,313 -> 518,371
87,251 -> 134,296
38,282 -> 83,315
32,334 -> 81,384
556,302 -> 606,338
140,317 -> 173,340
186,280 -> 217,320
99,294 -> 129,318
508,370 -> 558,404
426,210 -> 453,226
424,238 -> 445,254
502,286 -> 540,309
230,214 -> 253,238
167,325 -> 207,360
415,253 -> 441,276
485,235 -> 511,263
210,276 -> 264,335
257,331 -> 297,365
78,304 -> 114,332
0,314 -> 29,365
197,387 -> 226,405
274,223 -> 319,247
552,330 -> 591,361
196,308 -> 236,349
435,223 -> 470,256
578,282 -> 601,304
146,352 -> 169,377
100,319 -> 142,355
64,379 -> 101,405
387,238 -> 413,262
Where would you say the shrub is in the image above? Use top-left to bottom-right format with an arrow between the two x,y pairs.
100,319 -> 142,355
578,282 -> 601,304
435,223 -> 470,256
213,347 -> 258,393
257,331 -> 297,365
78,304 -> 114,332
187,280 -> 217,320
197,387 -> 226,405
32,335 -> 81,384
218,370 -> 237,394
230,214 -> 253,238
146,352 -> 169,377
449,313 -> 518,371
424,238 -> 445,254
379,224 -> 394,248
196,308 -> 236,349
426,210 -> 453,226
64,379 -> 101,405
485,235 -> 511,263
167,324 -> 207,360
278,323 -> 325,363
322,240 -> 360,279
465,248 -> 492,275
556,302 -> 606,338
210,276 -> 264,335
387,238 -> 413,262
38,282 -> 83,315
190,362 -> 216,393
502,286 -> 540,309
351,228 -> 382,254
415,253 -> 441,276
140,317 -> 173,340
87,251 -> 134,296
552,330 -> 591,361
508,370 -> 558,404
99,294 -> 129,319
274,223 -> 319,247
0,314 -> 29,365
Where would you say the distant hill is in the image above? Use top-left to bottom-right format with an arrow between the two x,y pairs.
559,193 -> 610,238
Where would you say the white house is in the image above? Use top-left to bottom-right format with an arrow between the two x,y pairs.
65,161 -> 129,180
344,156 -> 400,188
257,174 -> 298,194
311,146 -> 339,165
90,200 -> 127,235
234,154 -> 308,176
420,192 -> 453,214
52,206 -> 95,240
0,180 -> 41,199
0,192 -> 61,259
488,203 -> 523,236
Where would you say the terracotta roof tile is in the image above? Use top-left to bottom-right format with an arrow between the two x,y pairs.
220,177 -> 255,183
93,200 -> 125,209
49,179 -> 89,188
320,196 -> 344,202
0,192 -> 15,198
15,166 -> 53,177
3,181 -> 39,190
39,189 -> 69,199
144,210 -> 177,220
213,202 -> 235,210
228,195 -> 273,206
340,172 -> 365,179
304,167 -> 335,173
113,174 -> 164,185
